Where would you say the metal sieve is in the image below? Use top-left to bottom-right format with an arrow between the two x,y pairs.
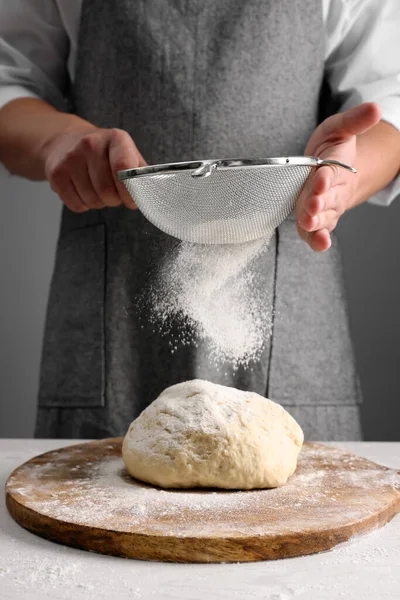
118,157 -> 356,245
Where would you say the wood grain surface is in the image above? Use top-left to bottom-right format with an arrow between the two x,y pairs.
6,439 -> 400,563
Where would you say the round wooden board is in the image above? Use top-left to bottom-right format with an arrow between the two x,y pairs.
6,439 -> 400,563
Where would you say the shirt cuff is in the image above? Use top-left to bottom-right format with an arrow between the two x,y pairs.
0,84 -> 40,111
368,112 -> 400,207
368,172 -> 400,207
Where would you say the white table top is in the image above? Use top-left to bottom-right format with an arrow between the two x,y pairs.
0,439 -> 399,600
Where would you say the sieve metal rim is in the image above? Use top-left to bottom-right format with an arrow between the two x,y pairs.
117,156 -> 356,181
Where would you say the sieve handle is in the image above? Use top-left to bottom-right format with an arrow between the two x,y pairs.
191,157 -> 357,179
316,158 -> 357,173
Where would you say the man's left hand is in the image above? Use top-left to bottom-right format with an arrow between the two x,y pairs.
296,102 -> 381,252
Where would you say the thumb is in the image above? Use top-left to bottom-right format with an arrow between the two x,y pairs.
319,102 -> 382,141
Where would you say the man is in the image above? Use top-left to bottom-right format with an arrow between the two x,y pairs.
0,0 -> 399,440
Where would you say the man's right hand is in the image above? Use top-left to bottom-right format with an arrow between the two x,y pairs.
43,126 -> 146,213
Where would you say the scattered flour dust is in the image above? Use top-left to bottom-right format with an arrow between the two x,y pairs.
146,237 -> 271,366
7,444 -> 399,539
3,542 -> 93,595
4,443 -> 400,598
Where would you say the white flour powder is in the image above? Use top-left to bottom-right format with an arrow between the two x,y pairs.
8,444 -> 398,538
146,237 -> 271,366
4,444 -> 400,598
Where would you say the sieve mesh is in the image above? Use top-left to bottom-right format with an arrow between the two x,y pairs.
120,158 -> 355,245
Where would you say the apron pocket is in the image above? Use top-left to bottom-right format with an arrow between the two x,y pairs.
38,224 -> 106,408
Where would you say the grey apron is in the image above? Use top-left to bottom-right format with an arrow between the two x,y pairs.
35,0 -> 362,441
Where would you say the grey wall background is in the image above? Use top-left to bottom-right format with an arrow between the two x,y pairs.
0,172 -> 399,440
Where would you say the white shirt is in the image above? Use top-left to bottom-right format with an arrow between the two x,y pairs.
0,0 -> 399,205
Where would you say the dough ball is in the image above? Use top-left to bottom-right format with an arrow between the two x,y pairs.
122,379 -> 303,490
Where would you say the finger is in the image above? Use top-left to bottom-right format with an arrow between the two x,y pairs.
312,165 -> 339,195
108,129 -> 147,209
302,192 -> 325,218
300,208 -> 340,233
311,166 -> 332,195
302,184 -> 342,218
303,163 -> 354,218
77,130 -> 122,208
87,152 -> 122,208
298,223 -> 331,252
296,167 -> 332,221
319,103 -> 382,142
72,164 -> 104,209
295,171 -> 314,219
314,163 -> 353,194
51,174 -> 89,213
309,229 -> 332,252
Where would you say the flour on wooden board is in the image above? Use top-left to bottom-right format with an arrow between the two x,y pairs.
4,445 -> 400,598
7,444 -> 398,537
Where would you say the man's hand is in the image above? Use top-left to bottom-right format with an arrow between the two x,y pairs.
43,127 -> 146,213
296,103 -> 382,252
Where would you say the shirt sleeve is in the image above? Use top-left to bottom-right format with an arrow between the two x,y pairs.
0,1 -> 70,112
324,0 -> 400,206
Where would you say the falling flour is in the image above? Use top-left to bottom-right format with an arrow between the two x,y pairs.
146,237 -> 271,366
